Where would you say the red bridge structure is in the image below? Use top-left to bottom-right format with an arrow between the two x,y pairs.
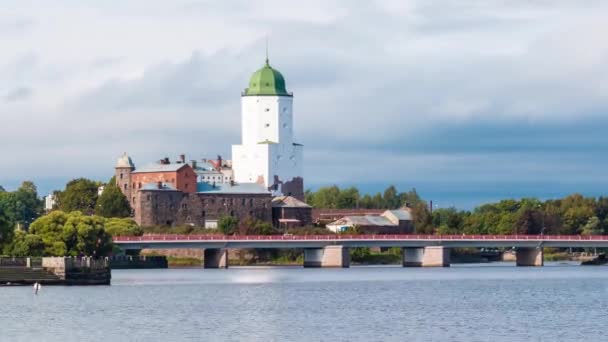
113,234 -> 608,268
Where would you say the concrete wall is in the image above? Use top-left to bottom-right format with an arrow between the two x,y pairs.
204,249 -> 228,268
516,248 -> 544,266
304,246 -> 350,268
402,247 -> 450,267
41,257 -> 110,285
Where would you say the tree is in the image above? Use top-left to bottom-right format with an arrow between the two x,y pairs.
218,216 -> 239,235
95,176 -> 131,218
337,187 -> 360,209
57,178 -> 100,214
411,202 -> 432,233
27,211 -> 113,256
105,217 -> 142,236
383,185 -> 400,209
0,207 -> 12,248
0,181 -> 43,230
582,216 -> 602,235
3,230 -> 44,256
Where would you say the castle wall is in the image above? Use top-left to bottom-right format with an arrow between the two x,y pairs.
135,190 -> 272,227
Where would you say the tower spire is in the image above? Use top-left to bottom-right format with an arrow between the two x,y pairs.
265,36 -> 269,65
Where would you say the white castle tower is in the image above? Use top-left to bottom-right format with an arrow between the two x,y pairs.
232,57 -> 304,199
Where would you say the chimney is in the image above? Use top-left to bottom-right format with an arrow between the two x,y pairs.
157,181 -> 162,189
160,157 -> 170,165
180,154 -> 186,164
190,160 -> 197,169
217,155 -> 223,169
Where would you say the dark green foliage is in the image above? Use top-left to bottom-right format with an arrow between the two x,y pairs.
95,176 -> 132,218
104,217 -> 143,236
218,216 -> 239,235
3,230 -> 44,256
4,211 -> 114,257
0,181 -> 43,230
57,178 -> 100,214
306,185 -> 424,209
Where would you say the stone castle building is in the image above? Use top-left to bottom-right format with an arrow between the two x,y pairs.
116,58 -> 310,227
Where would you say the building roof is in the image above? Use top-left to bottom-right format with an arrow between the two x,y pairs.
327,209 -> 412,228
243,60 -> 291,97
384,209 -> 412,221
116,153 -> 135,169
141,182 -> 177,191
272,196 -> 312,208
132,163 -> 188,174
196,182 -> 270,194
329,215 -> 394,227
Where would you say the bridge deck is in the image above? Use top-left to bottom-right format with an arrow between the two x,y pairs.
113,234 -> 608,249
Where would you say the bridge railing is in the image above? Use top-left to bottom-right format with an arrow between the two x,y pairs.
112,234 -> 608,242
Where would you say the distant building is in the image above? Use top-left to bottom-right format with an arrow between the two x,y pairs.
326,209 -> 413,234
196,156 -> 234,184
44,194 -> 56,211
312,209 -> 386,225
272,196 -> 312,228
116,154 -> 274,227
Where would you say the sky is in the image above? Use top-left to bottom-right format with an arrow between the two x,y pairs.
1,0 -> 607,209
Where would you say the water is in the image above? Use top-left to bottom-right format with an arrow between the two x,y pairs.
1,263 -> 607,342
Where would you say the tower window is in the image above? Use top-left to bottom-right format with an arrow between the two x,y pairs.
265,108 -> 270,112
265,123 -> 270,127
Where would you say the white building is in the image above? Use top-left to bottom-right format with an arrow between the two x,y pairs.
232,58 -> 304,200
44,194 -> 56,211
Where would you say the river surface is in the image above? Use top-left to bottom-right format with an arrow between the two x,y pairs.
1,262 -> 607,342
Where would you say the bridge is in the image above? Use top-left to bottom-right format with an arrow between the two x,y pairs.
113,234 -> 608,268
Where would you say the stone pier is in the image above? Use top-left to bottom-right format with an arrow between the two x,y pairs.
402,246 -> 450,267
303,246 -> 350,268
516,247 -> 543,266
204,248 -> 228,269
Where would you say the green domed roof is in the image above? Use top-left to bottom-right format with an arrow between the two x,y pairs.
243,60 -> 291,96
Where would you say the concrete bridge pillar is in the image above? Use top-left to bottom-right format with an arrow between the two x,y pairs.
403,246 -> 450,267
204,248 -> 228,269
303,246 -> 350,268
516,247 -> 543,267
402,247 -> 425,267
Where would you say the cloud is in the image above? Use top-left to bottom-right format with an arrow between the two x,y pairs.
0,0 -> 607,208
3,87 -> 32,102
